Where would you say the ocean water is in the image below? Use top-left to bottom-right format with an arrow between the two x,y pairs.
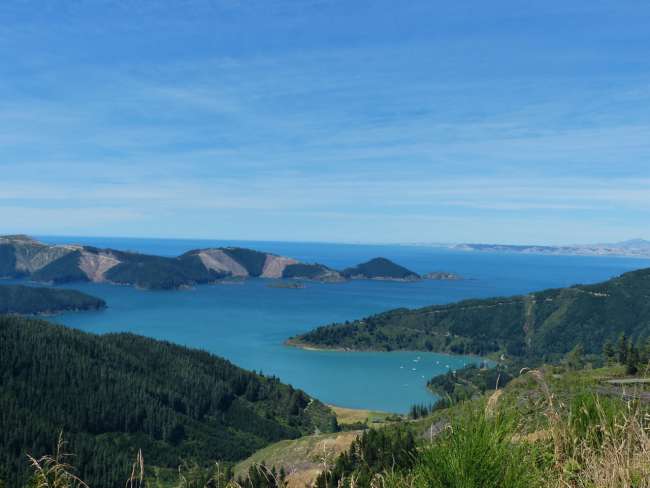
36,235 -> 650,413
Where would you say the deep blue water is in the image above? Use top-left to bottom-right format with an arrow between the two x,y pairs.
34,235 -> 650,413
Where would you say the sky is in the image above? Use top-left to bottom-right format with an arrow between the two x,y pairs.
1,1 -> 649,245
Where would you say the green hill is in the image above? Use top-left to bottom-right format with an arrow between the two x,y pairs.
0,316 -> 337,487
341,258 -> 420,281
221,247 -> 269,276
102,249 -> 224,289
290,267 -> 650,361
0,284 -> 105,314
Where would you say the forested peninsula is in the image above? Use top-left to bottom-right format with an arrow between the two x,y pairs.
0,284 -> 105,314
289,267 -> 650,363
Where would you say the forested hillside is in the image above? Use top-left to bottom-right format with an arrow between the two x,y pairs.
0,284 -> 105,314
0,316 -> 337,487
291,267 -> 650,362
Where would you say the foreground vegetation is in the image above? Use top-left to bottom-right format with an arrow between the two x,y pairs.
0,316 -> 336,487
314,362 -> 650,487
9,361 -> 650,487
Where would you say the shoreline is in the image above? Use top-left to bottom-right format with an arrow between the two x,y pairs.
285,339 -> 350,352
285,339 -> 491,362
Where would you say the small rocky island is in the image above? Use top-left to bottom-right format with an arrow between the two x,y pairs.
341,257 -> 420,281
422,271 -> 463,280
268,281 -> 307,289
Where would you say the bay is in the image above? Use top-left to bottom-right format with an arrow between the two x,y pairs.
38,235 -> 650,412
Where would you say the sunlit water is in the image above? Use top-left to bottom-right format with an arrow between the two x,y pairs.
32,236 -> 650,413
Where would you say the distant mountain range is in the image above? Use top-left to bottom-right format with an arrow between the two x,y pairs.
445,238 -> 650,258
0,235 -> 457,290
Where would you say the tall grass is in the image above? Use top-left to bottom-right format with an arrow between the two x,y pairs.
405,411 -> 538,488
368,369 -> 650,488
559,394 -> 650,487
527,370 -> 650,487
22,441 -> 287,488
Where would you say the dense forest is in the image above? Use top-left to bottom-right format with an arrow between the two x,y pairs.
426,364 -> 514,404
0,284 -> 105,314
291,267 -> 650,362
103,249 -> 225,289
0,316 -> 337,487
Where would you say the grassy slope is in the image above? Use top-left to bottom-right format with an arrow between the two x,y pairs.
312,362 -> 650,487
233,405 -> 396,487
234,430 -> 361,487
328,405 -> 392,425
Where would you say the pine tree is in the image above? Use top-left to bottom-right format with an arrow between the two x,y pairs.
626,340 -> 639,375
565,343 -> 584,370
617,333 -> 628,364
602,339 -> 615,363
640,337 -> 650,368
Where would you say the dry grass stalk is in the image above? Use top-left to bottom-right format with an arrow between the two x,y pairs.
125,449 -> 144,488
26,432 -> 89,488
524,368 -> 567,467
562,399 -> 650,488
485,389 -> 503,418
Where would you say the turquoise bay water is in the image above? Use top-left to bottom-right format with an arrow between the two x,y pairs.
37,236 -> 650,413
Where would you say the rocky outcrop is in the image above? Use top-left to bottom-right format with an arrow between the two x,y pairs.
196,249 -> 249,277
422,271 -> 462,281
261,255 -> 299,278
79,250 -> 121,282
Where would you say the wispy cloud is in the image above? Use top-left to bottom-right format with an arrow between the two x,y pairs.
1,0 -> 649,243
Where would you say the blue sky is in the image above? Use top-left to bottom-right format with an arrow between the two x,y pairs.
1,1 -> 649,244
